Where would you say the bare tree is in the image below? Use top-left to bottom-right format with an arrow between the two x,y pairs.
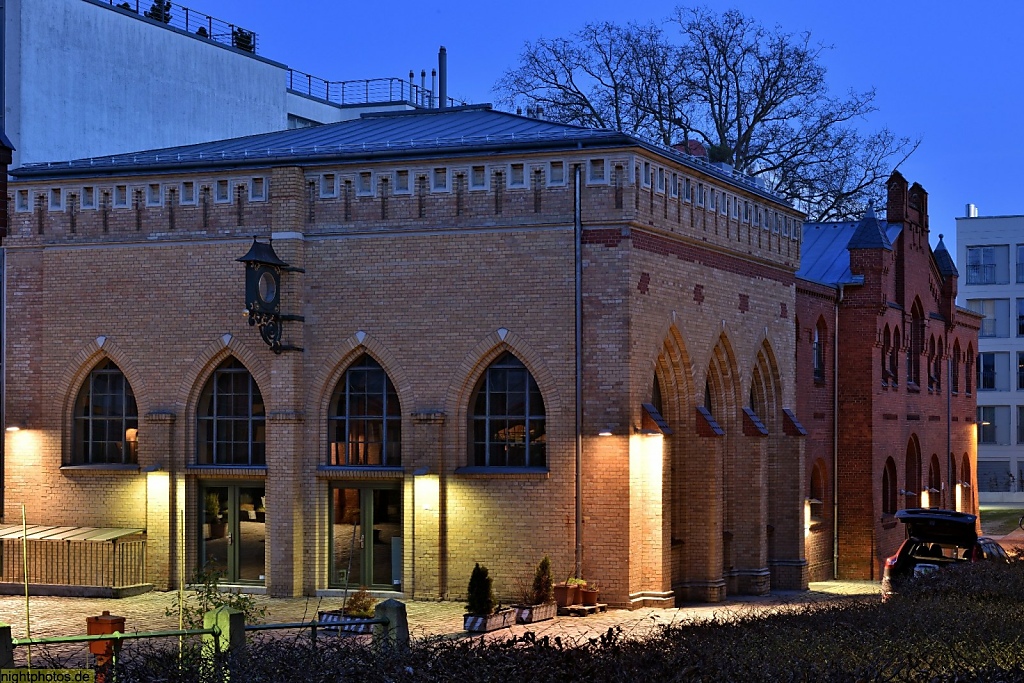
494,7 -> 918,221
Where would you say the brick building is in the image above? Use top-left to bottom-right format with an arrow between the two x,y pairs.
2,105 -> 811,604
796,172 -> 981,581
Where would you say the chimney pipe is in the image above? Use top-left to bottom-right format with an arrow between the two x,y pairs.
431,69 -> 437,109
420,69 -> 426,106
966,203 -> 978,218
438,46 -> 448,110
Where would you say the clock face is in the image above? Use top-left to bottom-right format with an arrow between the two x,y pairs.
258,270 -> 277,304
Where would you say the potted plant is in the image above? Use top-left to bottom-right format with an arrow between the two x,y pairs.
513,556 -> 557,624
463,563 -> 514,633
205,492 -> 226,539
319,586 -> 377,635
580,581 -> 600,606
555,576 -> 587,607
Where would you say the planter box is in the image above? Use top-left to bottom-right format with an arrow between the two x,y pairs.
463,609 -> 515,633
514,602 -> 557,624
318,610 -> 374,635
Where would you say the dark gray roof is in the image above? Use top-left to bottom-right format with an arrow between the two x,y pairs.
9,105 -> 790,203
847,206 -> 892,251
14,105 -> 619,177
798,218 -> 901,286
933,234 -> 959,278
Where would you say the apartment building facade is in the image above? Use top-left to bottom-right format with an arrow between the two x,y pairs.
956,211 -> 1024,503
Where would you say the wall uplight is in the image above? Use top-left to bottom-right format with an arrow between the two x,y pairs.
598,428 -> 613,437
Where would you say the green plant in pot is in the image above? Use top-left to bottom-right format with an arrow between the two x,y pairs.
205,492 -> 226,539
463,563 -> 514,632
514,556 -> 557,623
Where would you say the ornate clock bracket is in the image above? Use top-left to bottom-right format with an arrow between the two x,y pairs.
237,237 -> 305,354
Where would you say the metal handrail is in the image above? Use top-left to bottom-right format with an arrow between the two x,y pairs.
99,1 -> 258,54
287,72 -> 433,107
13,627 -> 215,647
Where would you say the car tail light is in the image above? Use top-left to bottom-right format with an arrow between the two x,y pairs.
885,555 -> 898,567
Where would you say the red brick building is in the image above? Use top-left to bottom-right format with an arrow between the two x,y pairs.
2,106 -> 809,604
796,172 -> 981,581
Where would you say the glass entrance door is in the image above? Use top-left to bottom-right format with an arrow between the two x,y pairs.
201,484 -> 266,584
330,485 -> 402,589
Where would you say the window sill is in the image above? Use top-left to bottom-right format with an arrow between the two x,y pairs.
453,466 -> 549,479
906,383 -> 921,394
316,466 -> 405,480
61,464 -> 139,474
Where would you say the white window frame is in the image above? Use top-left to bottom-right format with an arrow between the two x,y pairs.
393,170 -> 411,195
684,178 -> 691,202
547,161 -> 565,187
587,158 -> 608,185
641,161 -> 651,188
113,185 -> 129,208
80,186 -> 96,210
146,183 -> 162,207
469,165 -> 488,190
49,188 -> 64,211
657,168 -> 665,193
249,177 -> 267,202
721,192 -> 728,215
180,181 -> 197,205
319,173 -> 338,199
214,179 -> 231,203
696,183 -> 705,207
356,171 -> 374,197
431,167 -> 449,193
14,189 -> 30,213
508,163 -> 527,189
670,173 -> 679,198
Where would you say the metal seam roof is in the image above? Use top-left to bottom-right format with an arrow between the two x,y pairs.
11,105 -> 792,205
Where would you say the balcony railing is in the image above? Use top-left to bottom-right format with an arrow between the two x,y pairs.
101,1 -> 258,54
287,71 -> 467,109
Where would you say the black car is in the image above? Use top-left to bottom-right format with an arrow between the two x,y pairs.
881,508 -> 1007,599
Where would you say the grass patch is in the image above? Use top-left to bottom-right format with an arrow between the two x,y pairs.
979,507 -> 1024,536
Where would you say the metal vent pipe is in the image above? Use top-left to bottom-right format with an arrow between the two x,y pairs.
438,46 -> 448,109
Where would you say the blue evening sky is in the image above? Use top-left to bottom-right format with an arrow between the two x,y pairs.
208,0 -> 1023,255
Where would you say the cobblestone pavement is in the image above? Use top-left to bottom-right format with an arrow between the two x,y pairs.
0,580 -> 880,648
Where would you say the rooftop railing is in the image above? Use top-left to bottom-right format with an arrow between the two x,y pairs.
99,1 -> 258,53
287,72 -> 435,107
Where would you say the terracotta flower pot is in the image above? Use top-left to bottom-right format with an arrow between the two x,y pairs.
581,588 -> 599,606
554,583 -> 578,607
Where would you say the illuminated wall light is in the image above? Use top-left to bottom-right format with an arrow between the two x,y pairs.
955,483 -> 963,512
920,489 -> 929,509
598,427 -> 613,437
804,499 -> 812,537
414,474 -> 439,512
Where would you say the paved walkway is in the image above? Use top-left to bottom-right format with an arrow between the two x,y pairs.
0,581 -> 880,646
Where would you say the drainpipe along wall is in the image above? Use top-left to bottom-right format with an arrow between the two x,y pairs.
573,163 -> 583,579
833,283 -> 844,579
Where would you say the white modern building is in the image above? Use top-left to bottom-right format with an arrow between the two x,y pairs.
956,207 -> 1024,502
3,0 -> 438,170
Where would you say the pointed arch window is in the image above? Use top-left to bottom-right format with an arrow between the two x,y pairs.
328,355 -> 401,466
952,342 -> 961,393
882,458 -> 898,515
813,319 -> 826,382
470,352 -> 546,467
72,360 -> 138,464
196,358 -> 265,466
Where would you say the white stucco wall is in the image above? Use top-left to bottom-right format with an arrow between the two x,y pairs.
6,0 -> 292,168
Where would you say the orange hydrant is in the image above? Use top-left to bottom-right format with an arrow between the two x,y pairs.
86,610 -> 125,682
